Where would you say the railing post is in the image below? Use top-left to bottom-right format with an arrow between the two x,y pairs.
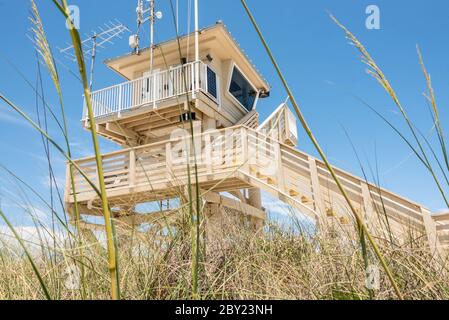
282,106 -> 288,142
118,84 -> 123,118
153,73 -> 157,109
308,157 -> 326,219
195,61 -> 200,92
191,63 -> 196,99
204,133 -> 213,175
64,161 -> 71,203
361,182 -> 374,227
240,127 -> 249,174
129,149 -> 136,189
166,142 -> 173,181
421,207 -> 442,255
276,142 -> 286,193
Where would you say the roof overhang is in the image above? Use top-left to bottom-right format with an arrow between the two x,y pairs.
104,22 -> 270,93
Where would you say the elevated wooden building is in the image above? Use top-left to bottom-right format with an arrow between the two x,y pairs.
65,20 -> 449,252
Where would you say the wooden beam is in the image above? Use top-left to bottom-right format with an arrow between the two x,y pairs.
106,122 -> 139,140
96,124 -> 126,144
432,212 -> 449,222
203,192 -> 266,221
308,157 -> 326,219
229,190 -> 247,204
115,209 -> 177,226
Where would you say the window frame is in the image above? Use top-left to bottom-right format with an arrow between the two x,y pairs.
226,62 -> 259,113
204,63 -> 221,107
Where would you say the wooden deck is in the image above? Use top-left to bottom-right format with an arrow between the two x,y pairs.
66,123 -> 449,251
82,61 -> 229,145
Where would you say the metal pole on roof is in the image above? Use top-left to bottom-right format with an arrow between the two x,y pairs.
194,0 -> 200,91
176,0 -> 179,34
194,0 -> 199,62
149,0 -> 155,74
88,34 -> 98,92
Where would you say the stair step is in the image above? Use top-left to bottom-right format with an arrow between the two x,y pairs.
326,208 -> 336,217
289,189 -> 300,197
250,166 -> 258,175
301,196 -> 312,204
257,172 -> 267,179
339,216 -> 350,225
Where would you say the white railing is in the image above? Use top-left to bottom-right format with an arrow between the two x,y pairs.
66,124 -> 445,250
66,126 -> 245,202
258,103 -> 298,147
82,61 -> 217,120
433,212 -> 449,247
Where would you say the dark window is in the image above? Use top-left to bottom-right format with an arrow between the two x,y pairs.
207,67 -> 218,99
229,67 -> 257,111
180,112 -> 196,122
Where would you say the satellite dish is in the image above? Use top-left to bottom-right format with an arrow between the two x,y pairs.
155,11 -> 163,20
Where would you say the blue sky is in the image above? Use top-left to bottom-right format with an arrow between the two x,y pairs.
0,0 -> 448,227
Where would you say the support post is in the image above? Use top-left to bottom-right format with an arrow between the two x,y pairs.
308,157 -> 326,220
248,188 -> 262,211
361,182 -> 374,227
421,207 -> 442,255
118,84 -> 123,118
276,143 -> 286,192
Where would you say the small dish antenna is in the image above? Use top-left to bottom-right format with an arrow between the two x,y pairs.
155,11 -> 163,20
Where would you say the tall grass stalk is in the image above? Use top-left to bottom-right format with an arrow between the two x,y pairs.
35,0 -> 121,299
239,0 -> 404,299
29,0 -> 87,298
0,209 -> 52,299
417,47 -> 449,182
30,0 -> 81,231
331,16 -> 448,208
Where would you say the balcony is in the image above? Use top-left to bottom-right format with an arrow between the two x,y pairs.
65,126 -> 251,206
82,61 -> 219,121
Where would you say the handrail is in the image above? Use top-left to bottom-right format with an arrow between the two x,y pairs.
66,124 -> 447,249
257,103 -> 298,146
82,61 -> 216,121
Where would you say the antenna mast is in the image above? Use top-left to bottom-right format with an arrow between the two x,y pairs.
150,0 -> 155,74
176,0 -> 179,34
135,0 -> 162,73
194,0 -> 199,63
194,0 -> 200,95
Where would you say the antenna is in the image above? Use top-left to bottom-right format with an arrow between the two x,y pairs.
176,0 -> 179,34
133,0 -> 163,72
59,20 -> 130,90
194,0 -> 199,63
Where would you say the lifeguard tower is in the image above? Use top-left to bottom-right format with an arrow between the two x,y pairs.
64,1 -> 449,251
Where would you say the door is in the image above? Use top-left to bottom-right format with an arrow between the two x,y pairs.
142,69 -> 160,104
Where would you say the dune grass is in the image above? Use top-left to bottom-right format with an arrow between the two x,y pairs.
0,210 -> 448,300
